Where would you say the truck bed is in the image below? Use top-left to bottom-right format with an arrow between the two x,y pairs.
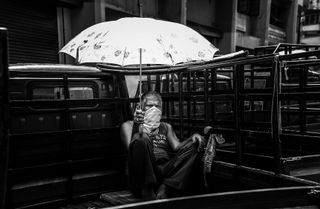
58,186 -> 320,209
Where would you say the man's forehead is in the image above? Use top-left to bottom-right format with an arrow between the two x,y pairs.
145,96 -> 160,104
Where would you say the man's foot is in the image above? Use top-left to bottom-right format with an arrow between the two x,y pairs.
142,185 -> 156,200
156,184 -> 168,199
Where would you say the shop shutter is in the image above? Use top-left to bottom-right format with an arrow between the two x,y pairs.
0,0 -> 59,64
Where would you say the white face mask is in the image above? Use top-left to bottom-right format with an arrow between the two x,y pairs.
143,106 -> 162,133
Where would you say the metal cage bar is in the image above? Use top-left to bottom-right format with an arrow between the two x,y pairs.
0,28 -> 9,209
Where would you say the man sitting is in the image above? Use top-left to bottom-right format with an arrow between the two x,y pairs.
120,91 -> 205,200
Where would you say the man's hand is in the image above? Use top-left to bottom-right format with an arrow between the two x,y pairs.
134,107 -> 145,124
191,133 -> 205,152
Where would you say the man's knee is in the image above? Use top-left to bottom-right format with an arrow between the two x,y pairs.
131,133 -> 151,149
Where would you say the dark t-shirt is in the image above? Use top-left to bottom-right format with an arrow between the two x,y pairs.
149,122 -> 171,162
131,121 -> 172,162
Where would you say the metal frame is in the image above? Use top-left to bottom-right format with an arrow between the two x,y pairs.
0,27 -> 9,209
3,65 -> 131,208
100,45 -> 320,183
2,41 -> 320,208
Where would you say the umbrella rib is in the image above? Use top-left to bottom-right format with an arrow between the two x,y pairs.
121,47 -> 127,66
156,38 -> 175,65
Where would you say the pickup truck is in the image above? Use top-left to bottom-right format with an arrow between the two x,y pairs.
1,28 -> 320,209
3,62 -> 134,209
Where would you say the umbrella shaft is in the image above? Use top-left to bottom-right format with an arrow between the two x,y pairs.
139,48 -> 142,107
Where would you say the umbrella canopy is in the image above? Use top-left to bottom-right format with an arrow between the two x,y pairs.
60,17 -> 219,66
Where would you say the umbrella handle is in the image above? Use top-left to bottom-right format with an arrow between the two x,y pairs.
135,103 -> 143,137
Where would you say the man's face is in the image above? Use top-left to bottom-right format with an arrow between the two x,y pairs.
143,96 -> 162,111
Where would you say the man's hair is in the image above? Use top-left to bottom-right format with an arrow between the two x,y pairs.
141,91 -> 162,107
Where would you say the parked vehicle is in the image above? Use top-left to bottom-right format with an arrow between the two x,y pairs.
1,28 -> 320,209
5,63 -> 134,209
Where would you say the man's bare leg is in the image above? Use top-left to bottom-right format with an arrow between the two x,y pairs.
156,184 -> 168,199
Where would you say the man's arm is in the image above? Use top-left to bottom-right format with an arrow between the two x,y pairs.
120,107 -> 145,151
166,123 -> 205,152
120,121 -> 133,151
166,123 -> 181,151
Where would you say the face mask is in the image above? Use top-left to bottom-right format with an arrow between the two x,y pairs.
143,106 -> 162,133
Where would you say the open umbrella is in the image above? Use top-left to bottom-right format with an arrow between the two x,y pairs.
60,17 -> 219,103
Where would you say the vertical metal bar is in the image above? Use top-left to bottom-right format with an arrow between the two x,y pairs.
187,71 -> 191,136
272,57 -> 282,174
63,74 -> 73,203
193,72 -> 197,115
212,68 -> 217,123
179,73 -> 183,140
234,65 -> 242,166
250,64 -> 254,121
147,75 -> 151,91
204,69 -> 209,124
112,74 -> 117,98
63,74 -> 70,100
114,73 -> 122,124
63,74 -> 70,130
165,74 -> 169,93
170,74 -> 175,117
0,28 -> 9,209
209,68 -> 213,123
155,75 -> 160,92
288,45 -> 292,55
269,59 -> 278,161
112,73 -> 124,125
211,68 -> 214,93
250,64 -> 255,89
301,66 -> 307,134
166,74 -> 170,118
238,65 -> 244,135
299,99 -> 306,134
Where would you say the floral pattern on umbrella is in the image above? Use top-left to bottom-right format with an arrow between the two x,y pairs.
60,17 -> 219,66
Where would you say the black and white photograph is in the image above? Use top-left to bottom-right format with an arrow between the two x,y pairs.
1,0 -> 320,208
